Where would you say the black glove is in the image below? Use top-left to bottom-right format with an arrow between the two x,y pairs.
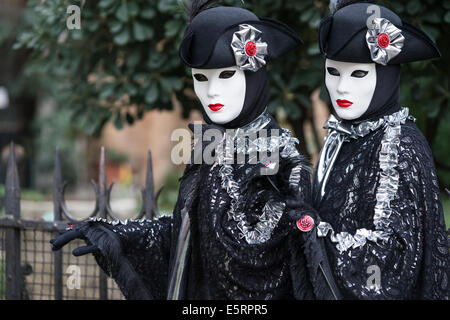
50,223 -> 100,257
285,196 -> 342,300
285,196 -> 321,232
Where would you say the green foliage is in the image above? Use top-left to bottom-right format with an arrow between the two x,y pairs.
14,0 -> 195,137
442,193 -> 450,229
105,149 -> 128,164
0,183 -> 47,202
30,104 -> 81,188
12,0 -> 450,187
378,0 -> 450,187
156,167 -> 183,216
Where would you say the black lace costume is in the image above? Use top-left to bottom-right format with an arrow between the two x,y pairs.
309,1 -> 450,300
314,109 -> 449,299
73,113 -> 316,300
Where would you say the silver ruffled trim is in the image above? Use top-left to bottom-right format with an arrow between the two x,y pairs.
88,216 -> 148,226
88,215 -> 170,227
215,111 -> 300,245
317,224 -> 390,253
220,162 -> 286,245
227,128 -> 299,163
316,108 -> 413,253
366,18 -> 405,66
325,107 -> 411,140
231,24 -> 268,72
214,111 -> 300,164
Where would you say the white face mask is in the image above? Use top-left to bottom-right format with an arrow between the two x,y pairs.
192,66 -> 246,125
325,59 -> 377,121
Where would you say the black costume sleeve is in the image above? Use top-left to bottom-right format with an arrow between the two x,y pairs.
278,152 -> 318,300
75,216 -> 172,300
325,126 -> 449,299
280,153 -> 343,300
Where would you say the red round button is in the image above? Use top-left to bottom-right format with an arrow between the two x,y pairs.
377,33 -> 390,49
296,215 -> 314,232
245,41 -> 257,57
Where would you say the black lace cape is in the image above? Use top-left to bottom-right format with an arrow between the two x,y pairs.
316,120 -> 450,299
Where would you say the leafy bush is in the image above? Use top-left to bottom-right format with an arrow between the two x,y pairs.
12,0 -> 450,187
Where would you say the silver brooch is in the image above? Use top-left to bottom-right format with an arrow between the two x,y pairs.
366,18 -> 404,66
231,24 -> 268,72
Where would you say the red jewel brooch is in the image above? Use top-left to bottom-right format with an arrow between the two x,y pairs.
377,33 -> 390,49
296,215 -> 314,232
245,41 -> 257,57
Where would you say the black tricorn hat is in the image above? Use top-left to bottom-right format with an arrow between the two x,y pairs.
179,5 -> 303,70
319,1 -> 441,65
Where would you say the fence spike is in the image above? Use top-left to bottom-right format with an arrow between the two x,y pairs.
98,146 -> 107,218
97,146 -> 109,299
106,182 -> 119,220
53,148 -> 63,221
5,141 -> 22,299
5,141 -> 20,218
144,150 -> 155,218
54,149 -> 94,222
52,148 -> 64,299
98,147 -> 119,220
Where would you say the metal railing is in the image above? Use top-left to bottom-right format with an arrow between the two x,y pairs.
0,142 -> 162,300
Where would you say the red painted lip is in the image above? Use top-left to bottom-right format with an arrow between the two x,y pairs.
336,99 -> 353,108
208,103 -> 224,111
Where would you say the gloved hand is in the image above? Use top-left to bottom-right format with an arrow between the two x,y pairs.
285,196 -> 321,233
285,196 -> 343,300
50,223 -> 100,257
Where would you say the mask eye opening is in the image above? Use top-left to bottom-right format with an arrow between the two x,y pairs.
327,67 -> 340,76
351,70 -> 369,78
219,70 -> 236,79
193,73 -> 208,82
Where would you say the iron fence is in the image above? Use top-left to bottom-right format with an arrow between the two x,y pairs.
0,142 -> 162,300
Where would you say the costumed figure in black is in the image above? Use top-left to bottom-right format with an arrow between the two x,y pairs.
50,1 -> 336,300
288,0 -> 450,299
